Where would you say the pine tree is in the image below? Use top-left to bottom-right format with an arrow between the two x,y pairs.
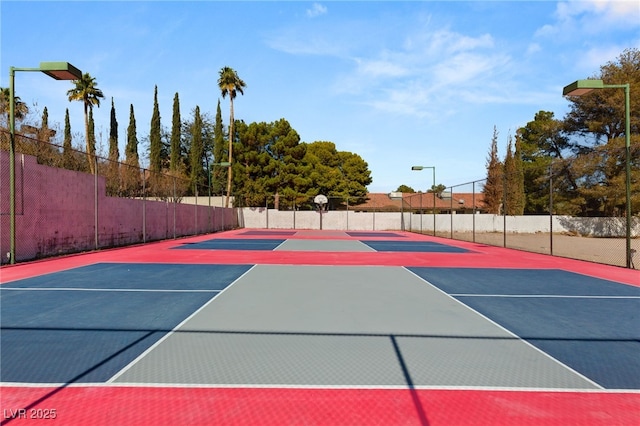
149,85 -> 162,173
170,92 -> 181,172
483,126 -> 503,214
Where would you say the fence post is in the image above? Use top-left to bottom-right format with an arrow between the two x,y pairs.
94,156 -> 99,250
472,182 -> 476,243
450,187 -> 453,239
172,177 -> 177,239
142,168 -> 146,243
502,173 -> 507,248
549,163 -> 554,256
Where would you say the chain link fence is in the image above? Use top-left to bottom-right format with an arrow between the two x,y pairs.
1,131 -> 238,263
404,168 -> 638,269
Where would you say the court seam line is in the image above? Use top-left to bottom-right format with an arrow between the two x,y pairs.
4,381 -> 637,393
450,294 -> 640,299
105,265 -> 258,384
0,287 -> 222,293
403,267 -> 606,390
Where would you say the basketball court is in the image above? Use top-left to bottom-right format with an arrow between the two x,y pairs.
1,229 -> 639,425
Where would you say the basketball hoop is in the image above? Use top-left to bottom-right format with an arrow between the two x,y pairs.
314,194 -> 328,210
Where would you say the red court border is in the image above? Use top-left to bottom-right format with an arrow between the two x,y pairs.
2,229 -> 639,425
2,386 -> 638,425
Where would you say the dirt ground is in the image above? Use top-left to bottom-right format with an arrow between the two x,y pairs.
434,232 -> 639,269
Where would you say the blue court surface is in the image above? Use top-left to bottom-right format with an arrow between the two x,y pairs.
408,267 -> 640,389
1,264 -> 251,383
174,238 -> 285,250
363,240 -> 470,252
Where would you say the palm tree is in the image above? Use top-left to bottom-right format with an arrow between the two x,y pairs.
217,67 -> 246,207
0,87 -> 28,127
67,73 -> 105,174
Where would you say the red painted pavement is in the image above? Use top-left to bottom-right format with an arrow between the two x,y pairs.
2,386 -> 639,426
1,230 -> 638,286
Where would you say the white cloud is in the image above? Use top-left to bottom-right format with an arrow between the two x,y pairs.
332,28 -> 514,118
306,3 -> 327,18
537,0 -> 639,37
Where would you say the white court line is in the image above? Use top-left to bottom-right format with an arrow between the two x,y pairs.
403,267 -> 605,390
450,294 -> 640,299
4,381 -> 638,393
105,265 -> 257,384
0,287 -> 220,293
272,239 -> 288,250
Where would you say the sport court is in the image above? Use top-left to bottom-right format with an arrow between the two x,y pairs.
1,229 -> 639,425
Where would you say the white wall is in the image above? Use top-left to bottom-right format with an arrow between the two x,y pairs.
241,208 -> 639,237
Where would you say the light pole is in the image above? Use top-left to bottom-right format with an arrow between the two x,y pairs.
211,162 -> 231,231
8,62 -> 82,264
563,79 -> 632,268
411,165 -> 437,236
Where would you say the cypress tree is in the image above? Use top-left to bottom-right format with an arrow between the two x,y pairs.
504,135 -> 517,215
109,98 -> 119,163
170,92 -> 181,172
126,104 -> 139,166
63,108 -> 73,169
149,85 -> 161,172
106,98 -> 120,196
190,106 -> 204,187
483,126 -> 503,214
212,99 -> 226,194
123,104 -> 140,196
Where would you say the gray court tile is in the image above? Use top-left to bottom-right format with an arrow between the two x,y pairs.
113,332 -> 405,386
113,266 -> 597,388
274,239 -> 375,252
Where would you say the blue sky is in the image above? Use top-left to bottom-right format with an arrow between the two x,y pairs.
2,1 -> 638,193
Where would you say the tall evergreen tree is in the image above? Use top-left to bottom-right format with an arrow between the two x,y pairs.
126,104 -> 139,165
149,85 -> 162,173
108,98 -> 119,163
170,92 -> 181,172
106,98 -> 120,195
123,104 -> 140,196
218,66 -> 246,207
212,99 -> 226,195
503,135 -> 520,215
63,108 -> 73,169
483,126 -> 503,214
518,110 -> 579,214
564,48 -> 640,216
190,106 -> 204,189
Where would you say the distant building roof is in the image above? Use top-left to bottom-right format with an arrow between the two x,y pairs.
352,192 -> 486,212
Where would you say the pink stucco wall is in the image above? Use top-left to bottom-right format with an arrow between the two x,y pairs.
0,151 -> 238,263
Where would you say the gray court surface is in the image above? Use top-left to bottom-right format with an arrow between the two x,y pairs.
111,265 -> 597,389
274,239 -> 375,252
